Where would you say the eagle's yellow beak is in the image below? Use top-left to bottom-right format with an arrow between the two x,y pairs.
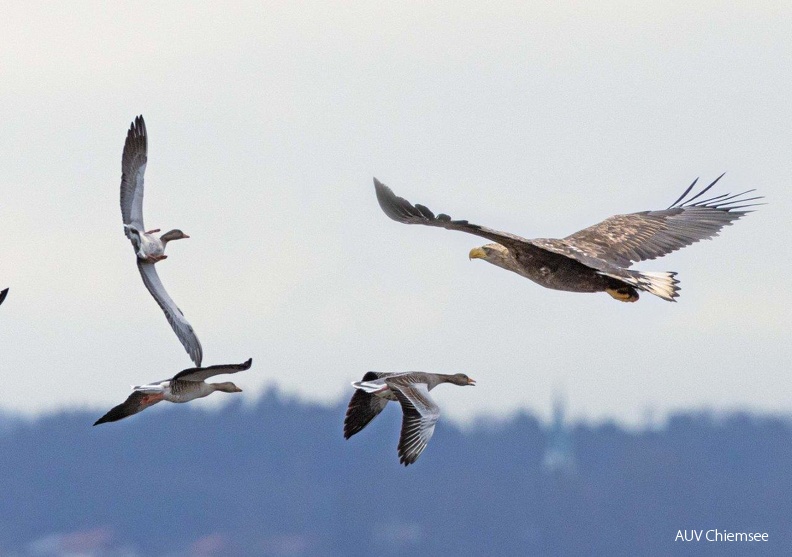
469,247 -> 487,260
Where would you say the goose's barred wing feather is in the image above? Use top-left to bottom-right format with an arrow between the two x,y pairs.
387,378 -> 440,466
563,175 -> 762,267
120,115 -> 147,235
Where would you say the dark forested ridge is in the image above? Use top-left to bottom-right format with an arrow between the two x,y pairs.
1,390 -> 790,556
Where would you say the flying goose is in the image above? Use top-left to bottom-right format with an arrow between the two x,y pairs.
121,115 -> 202,365
0,288 -> 7,306
374,176 -> 761,302
93,358 -> 252,425
344,371 -> 475,466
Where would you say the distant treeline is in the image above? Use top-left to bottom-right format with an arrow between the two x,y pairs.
0,390 -> 789,556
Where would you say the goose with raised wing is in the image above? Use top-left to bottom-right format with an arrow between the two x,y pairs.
121,115 -> 202,365
344,371 -> 475,466
93,358 -> 252,425
374,176 -> 761,302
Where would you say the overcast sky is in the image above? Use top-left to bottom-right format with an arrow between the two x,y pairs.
1,2 -> 789,426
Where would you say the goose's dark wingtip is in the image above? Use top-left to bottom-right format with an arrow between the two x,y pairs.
242,358 -> 253,369
127,115 -> 148,142
130,114 -> 145,129
189,347 -> 203,368
398,451 -> 417,466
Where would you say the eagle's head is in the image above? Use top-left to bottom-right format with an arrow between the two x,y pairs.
469,243 -> 514,269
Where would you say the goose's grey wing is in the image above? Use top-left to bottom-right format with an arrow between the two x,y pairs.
344,371 -> 390,439
173,358 -> 252,382
120,115 -> 147,236
374,178 -> 533,250
0,288 -> 7,306
137,260 -> 203,367
93,391 -> 163,425
387,379 -> 441,466
563,175 -> 762,267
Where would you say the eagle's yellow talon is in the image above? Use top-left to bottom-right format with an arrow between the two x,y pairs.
606,287 -> 639,303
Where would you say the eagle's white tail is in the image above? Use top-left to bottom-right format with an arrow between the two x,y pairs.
599,270 -> 680,302
629,271 -> 680,301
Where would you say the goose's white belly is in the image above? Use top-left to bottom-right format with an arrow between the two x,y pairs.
137,233 -> 164,260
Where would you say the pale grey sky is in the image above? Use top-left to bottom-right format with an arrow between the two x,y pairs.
0,1 -> 789,425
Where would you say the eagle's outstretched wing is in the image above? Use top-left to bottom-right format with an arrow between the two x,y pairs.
562,175 -> 762,267
374,178 -> 532,250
